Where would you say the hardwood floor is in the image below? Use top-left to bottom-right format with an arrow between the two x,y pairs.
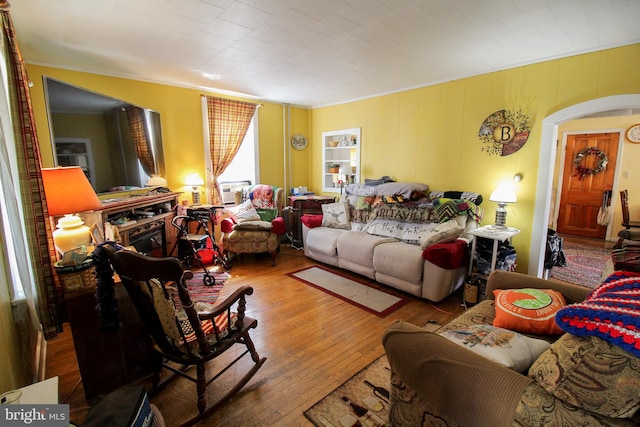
46,245 -> 466,426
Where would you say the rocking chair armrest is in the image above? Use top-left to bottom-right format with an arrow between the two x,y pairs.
197,285 -> 254,319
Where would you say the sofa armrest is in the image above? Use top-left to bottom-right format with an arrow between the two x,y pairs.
383,320 -> 532,427
486,270 -> 590,303
271,216 -> 286,235
220,217 -> 236,233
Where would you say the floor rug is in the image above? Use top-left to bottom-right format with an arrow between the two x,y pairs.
304,321 -> 442,427
170,270 -> 229,309
550,243 -> 610,289
287,266 -> 410,317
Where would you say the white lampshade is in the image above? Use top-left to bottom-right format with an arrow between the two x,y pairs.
489,187 -> 517,203
490,181 -> 518,227
146,174 -> 167,186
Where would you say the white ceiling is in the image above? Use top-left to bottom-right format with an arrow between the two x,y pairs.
10,0 -> 640,108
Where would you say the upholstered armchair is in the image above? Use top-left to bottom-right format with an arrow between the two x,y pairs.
220,184 -> 286,266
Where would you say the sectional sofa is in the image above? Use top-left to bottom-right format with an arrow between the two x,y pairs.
301,183 -> 483,301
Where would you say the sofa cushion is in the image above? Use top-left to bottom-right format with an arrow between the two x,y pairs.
321,202 -> 350,229
232,220 -> 272,231
529,333 -> 640,418
373,241 -> 424,286
305,227 -> 345,257
225,200 -> 261,223
440,324 -> 551,373
493,288 -> 566,335
338,232 -> 396,267
419,219 -> 464,249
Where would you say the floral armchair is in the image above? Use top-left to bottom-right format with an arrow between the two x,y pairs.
220,184 -> 286,266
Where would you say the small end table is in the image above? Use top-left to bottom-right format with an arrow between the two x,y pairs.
467,225 -> 520,296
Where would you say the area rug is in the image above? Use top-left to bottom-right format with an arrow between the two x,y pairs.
550,243 -> 610,289
170,270 -> 229,309
287,266 -> 410,317
304,321 -> 442,427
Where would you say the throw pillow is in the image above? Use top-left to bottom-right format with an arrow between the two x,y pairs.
529,333 -> 640,418
321,202 -> 350,229
225,200 -> 261,223
419,219 -> 464,249
440,324 -> 551,372
493,288 -> 566,335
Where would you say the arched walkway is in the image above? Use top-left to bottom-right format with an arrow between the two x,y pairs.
529,94 -> 640,277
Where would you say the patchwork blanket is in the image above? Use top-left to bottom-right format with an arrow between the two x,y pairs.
556,270 -> 640,357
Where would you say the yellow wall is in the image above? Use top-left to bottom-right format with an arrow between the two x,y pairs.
26,44 -> 640,273
26,65 -> 311,204
311,44 -> 640,272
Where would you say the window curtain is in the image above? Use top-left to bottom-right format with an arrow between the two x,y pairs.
124,106 -> 155,177
1,2 -> 63,338
205,96 -> 257,204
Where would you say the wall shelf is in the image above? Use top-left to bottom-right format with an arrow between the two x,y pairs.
322,128 -> 360,193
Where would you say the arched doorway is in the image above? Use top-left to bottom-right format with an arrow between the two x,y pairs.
528,94 -> 640,277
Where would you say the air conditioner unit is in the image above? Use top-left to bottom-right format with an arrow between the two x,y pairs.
220,180 -> 251,204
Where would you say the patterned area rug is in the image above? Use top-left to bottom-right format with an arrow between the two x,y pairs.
170,270 -> 229,309
550,243 -> 610,289
287,266 -> 410,317
304,321 -> 442,427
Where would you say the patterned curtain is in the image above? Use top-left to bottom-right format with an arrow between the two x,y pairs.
124,106 -> 155,176
205,96 -> 257,204
1,1 -> 63,337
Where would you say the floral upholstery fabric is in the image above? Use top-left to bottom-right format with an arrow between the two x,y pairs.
528,333 -> 640,418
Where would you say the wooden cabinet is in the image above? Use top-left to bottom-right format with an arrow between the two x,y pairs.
287,196 -> 335,248
322,128 -> 361,193
63,283 -> 155,401
82,192 -> 180,256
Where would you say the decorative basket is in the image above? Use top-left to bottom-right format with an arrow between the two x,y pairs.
54,259 -> 96,292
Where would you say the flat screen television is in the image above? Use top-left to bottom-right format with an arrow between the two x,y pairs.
43,77 -> 165,195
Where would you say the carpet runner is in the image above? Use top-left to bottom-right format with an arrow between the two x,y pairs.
287,266 -> 410,317
549,243 -> 610,289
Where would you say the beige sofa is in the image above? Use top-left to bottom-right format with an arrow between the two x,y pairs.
383,270 -> 640,426
302,187 -> 482,302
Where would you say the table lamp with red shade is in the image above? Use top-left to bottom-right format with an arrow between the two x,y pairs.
42,167 -> 102,255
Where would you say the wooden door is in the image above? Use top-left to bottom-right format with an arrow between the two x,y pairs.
557,133 -> 619,238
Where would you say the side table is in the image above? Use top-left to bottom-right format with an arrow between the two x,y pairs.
467,225 -> 520,296
287,195 -> 335,249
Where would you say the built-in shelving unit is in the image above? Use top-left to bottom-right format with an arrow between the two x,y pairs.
322,128 -> 361,193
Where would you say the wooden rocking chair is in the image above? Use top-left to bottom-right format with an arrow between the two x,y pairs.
100,244 -> 266,427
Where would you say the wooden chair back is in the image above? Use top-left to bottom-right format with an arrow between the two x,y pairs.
621,189 -> 631,226
101,245 -> 213,359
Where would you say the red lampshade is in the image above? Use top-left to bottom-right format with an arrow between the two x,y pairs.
42,167 -> 101,216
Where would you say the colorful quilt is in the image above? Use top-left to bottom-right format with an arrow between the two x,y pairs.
433,198 -> 484,223
555,270 -> 640,357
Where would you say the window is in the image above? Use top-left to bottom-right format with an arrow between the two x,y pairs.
203,106 -> 259,202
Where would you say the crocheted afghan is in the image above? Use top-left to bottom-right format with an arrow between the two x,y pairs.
555,270 -> 640,357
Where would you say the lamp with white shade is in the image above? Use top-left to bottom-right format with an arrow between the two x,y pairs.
42,167 -> 102,255
185,174 -> 204,205
489,184 -> 517,227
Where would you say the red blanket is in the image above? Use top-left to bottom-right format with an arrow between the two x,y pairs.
422,240 -> 468,270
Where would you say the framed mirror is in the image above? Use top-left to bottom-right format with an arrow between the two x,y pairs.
43,77 -> 166,195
